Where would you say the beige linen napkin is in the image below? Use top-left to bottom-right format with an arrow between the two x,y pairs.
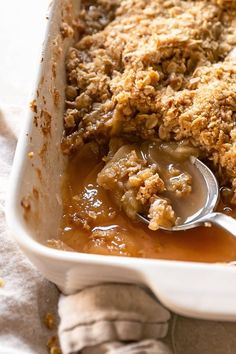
58,284 -> 172,354
58,283 -> 236,354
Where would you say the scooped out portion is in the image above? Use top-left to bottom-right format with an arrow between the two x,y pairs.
53,142 -> 236,262
97,139 -> 204,230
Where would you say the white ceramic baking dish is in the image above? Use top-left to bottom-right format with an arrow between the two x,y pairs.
6,0 -> 236,321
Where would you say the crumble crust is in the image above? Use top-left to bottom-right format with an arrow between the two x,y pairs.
62,0 -> 236,229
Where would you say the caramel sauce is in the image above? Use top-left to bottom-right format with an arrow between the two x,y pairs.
59,147 -> 236,262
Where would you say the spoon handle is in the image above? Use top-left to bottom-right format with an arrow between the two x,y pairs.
206,212 -> 236,237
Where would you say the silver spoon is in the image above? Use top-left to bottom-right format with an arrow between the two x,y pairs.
138,156 -> 236,236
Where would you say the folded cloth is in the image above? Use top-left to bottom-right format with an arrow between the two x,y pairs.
81,340 -> 172,354
58,284 -> 172,354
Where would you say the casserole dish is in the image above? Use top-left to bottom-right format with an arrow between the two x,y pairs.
6,0 -> 236,321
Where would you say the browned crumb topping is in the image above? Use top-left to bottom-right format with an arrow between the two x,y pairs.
97,147 -> 167,221
40,110 -> 52,135
62,0 -> 236,228
28,151 -> 34,159
148,197 -> 176,230
213,0 -> 236,8
165,165 -> 192,197
44,312 -> 56,330
47,335 -> 61,354
20,197 -> 31,210
30,99 -> 37,113
44,313 -> 61,353
60,22 -> 74,39
97,143 -> 192,229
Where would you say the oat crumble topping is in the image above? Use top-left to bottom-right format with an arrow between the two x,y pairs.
62,0 -> 236,229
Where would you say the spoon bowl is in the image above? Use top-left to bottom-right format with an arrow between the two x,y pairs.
138,157 -> 236,237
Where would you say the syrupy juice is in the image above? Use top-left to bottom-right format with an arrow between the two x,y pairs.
58,146 -> 236,263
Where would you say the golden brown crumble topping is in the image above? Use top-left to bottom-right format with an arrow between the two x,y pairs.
62,0 -> 236,229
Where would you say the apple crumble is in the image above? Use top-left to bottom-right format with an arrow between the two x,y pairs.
59,0 -> 236,255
